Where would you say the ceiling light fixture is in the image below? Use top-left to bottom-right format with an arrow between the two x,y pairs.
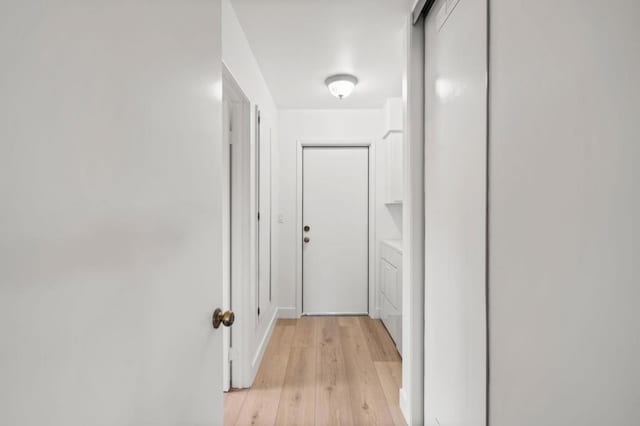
325,74 -> 358,100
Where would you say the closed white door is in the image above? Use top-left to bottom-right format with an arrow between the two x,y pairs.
302,147 -> 369,314
424,0 -> 487,424
0,2 -> 225,425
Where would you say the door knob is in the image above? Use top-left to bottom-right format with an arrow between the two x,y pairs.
303,225 -> 310,232
212,308 -> 235,329
303,237 -> 310,243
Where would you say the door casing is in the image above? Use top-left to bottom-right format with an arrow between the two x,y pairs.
222,64 -> 253,389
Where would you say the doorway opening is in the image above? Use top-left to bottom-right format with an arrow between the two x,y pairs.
222,64 -> 252,392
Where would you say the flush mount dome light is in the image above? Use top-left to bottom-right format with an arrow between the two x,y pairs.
325,74 -> 358,100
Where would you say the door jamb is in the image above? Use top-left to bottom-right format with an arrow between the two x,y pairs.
295,140 -> 376,318
400,10 -> 426,425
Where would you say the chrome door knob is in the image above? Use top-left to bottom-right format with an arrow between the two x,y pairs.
212,308 -> 235,329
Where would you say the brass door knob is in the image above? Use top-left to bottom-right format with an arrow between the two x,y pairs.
212,308 -> 235,329
303,237 -> 310,243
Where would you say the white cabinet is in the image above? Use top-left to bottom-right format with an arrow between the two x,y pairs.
382,97 -> 403,205
379,240 -> 402,355
383,98 -> 403,137
384,132 -> 403,204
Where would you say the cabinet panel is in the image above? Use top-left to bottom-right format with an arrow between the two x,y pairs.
384,97 -> 403,136
379,243 -> 403,355
383,132 -> 403,204
389,132 -> 403,203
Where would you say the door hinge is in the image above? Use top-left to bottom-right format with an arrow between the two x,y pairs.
257,211 -> 260,221
257,307 -> 261,316
228,347 -> 237,361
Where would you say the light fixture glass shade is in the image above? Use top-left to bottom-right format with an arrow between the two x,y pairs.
325,74 -> 358,99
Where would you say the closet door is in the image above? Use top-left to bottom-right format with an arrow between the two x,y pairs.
424,0 -> 488,424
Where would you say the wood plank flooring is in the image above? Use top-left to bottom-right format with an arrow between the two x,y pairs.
224,316 -> 405,426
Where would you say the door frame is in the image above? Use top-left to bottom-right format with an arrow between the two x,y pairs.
222,64 -> 253,389
399,10 -> 426,425
222,97 -> 231,392
295,140 -> 376,317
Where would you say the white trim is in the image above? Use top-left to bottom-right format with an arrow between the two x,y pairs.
374,307 -> 382,319
223,64 -> 254,390
411,0 -> 432,24
295,140 -> 376,319
399,387 -> 410,423
402,13 -> 426,426
302,312 -> 368,316
222,97 -> 231,392
277,307 -> 298,319
254,104 -> 261,331
383,129 -> 403,140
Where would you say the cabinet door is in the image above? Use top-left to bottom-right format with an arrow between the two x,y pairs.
381,258 -> 399,308
380,257 -> 401,353
386,132 -> 403,204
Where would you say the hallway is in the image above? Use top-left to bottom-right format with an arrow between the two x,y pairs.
2,1 -> 639,424
224,316 -> 405,426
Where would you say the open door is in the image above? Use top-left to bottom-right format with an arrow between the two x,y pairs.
0,2 -> 227,425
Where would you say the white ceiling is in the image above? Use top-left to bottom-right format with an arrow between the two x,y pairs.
230,0 -> 410,109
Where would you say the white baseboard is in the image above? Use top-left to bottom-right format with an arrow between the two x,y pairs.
277,307 -> 298,319
399,387 -> 410,425
250,307 -> 279,374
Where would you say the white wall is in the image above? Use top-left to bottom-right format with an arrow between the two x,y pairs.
222,0 -> 279,385
0,2 -> 223,425
490,1 -> 640,424
275,109 -> 401,312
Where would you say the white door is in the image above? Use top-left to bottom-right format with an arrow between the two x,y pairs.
0,2 -> 225,425
424,0 -> 487,424
302,146 -> 369,314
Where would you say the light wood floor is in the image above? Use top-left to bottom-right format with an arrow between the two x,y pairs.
224,316 -> 405,426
